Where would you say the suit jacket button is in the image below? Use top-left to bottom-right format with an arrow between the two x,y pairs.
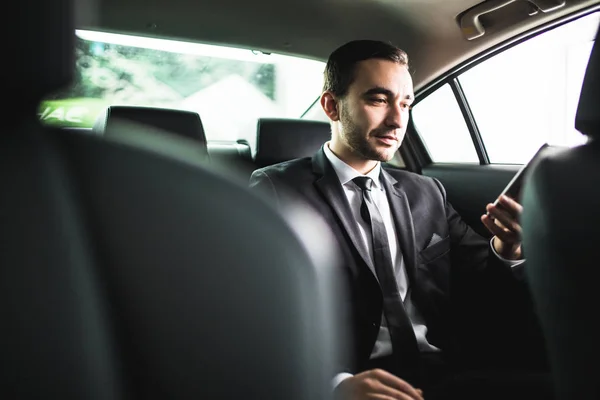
372,322 -> 377,327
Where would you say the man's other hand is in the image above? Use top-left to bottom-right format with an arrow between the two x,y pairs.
334,369 -> 424,400
481,195 -> 523,260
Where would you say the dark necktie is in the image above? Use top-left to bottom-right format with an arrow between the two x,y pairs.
352,176 -> 421,382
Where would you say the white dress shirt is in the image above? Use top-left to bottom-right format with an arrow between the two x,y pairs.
324,143 -> 439,356
323,142 -> 524,389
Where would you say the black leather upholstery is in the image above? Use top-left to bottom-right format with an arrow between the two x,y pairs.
575,29 -> 600,139
254,118 -> 331,168
94,105 -> 209,155
522,24 -> 600,400
2,1 -> 341,398
208,140 -> 255,181
209,142 -> 252,161
10,0 -> 73,115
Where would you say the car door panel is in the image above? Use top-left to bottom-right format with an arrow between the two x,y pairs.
421,164 -> 520,238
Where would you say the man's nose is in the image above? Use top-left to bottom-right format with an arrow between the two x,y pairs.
385,103 -> 405,129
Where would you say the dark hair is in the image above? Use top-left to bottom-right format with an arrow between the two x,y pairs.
323,40 -> 409,97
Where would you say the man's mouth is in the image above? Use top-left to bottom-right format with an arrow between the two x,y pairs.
374,133 -> 398,145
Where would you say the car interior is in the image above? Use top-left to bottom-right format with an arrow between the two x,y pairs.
2,0 -> 599,398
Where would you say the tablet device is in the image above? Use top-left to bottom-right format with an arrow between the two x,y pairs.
492,143 -> 563,209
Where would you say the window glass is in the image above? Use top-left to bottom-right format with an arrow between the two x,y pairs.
40,30 -> 325,149
411,84 -> 479,163
459,12 -> 599,163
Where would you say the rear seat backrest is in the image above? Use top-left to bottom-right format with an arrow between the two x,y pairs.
208,140 -> 255,181
208,141 -> 252,164
93,105 -> 209,156
254,118 -> 331,168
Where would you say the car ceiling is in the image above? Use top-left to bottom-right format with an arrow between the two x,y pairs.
80,0 -> 599,91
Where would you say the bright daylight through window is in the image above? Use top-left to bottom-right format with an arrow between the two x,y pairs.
413,11 -> 600,164
39,30 -> 325,148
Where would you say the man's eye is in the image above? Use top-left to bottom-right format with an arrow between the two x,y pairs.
370,97 -> 386,103
401,103 -> 412,110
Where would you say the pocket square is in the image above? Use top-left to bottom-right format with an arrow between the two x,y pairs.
428,233 -> 444,247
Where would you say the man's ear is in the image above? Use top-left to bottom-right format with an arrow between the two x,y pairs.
320,91 -> 340,122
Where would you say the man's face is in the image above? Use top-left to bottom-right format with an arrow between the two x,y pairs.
335,59 -> 414,162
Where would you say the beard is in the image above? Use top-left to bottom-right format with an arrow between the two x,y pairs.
339,105 -> 398,162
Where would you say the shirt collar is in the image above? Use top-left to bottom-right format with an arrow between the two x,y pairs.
323,141 -> 382,189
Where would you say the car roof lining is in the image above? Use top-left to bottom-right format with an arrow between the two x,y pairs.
79,0 -> 598,91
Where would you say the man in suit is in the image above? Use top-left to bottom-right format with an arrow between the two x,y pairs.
250,40 -> 549,400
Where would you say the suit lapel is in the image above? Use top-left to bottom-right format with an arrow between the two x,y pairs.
312,149 -> 376,272
380,169 -> 417,284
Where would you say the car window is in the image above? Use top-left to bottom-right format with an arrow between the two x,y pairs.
412,11 -> 599,164
39,30 -> 325,149
411,84 -> 479,163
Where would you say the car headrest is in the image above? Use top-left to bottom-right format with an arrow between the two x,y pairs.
255,118 -> 331,168
94,106 -> 208,154
575,26 -> 600,139
12,0 -> 74,113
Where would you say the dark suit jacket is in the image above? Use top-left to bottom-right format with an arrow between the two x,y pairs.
249,147 -> 545,374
